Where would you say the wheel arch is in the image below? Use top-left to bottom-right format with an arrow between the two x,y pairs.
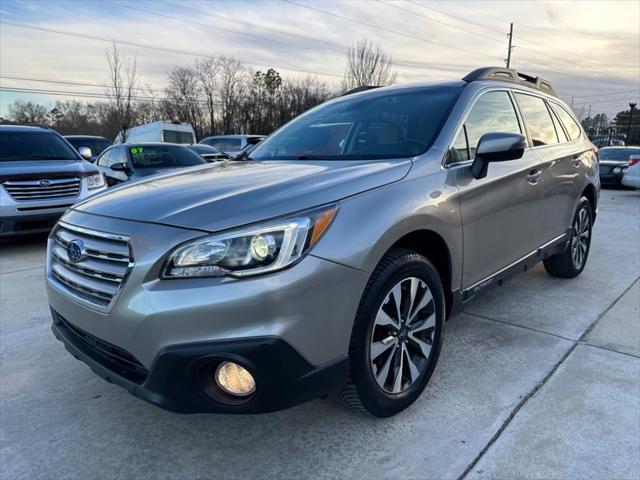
582,183 -> 598,220
386,229 -> 454,317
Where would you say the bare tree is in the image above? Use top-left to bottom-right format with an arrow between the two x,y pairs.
342,39 -> 397,91
217,57 -> 250,134
106,43 -> 139,142
195,57 -> 220,136
164,65 -> 205,137
7,101 -> 49,125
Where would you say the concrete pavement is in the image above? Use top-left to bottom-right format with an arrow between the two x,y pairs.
1,189 -> 638,480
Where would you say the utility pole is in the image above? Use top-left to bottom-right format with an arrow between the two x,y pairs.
505,23 -> 514,68
627,102 -> 637,143
587,104 -> 591,118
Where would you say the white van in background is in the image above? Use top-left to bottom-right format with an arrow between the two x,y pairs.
115,121 -> 196,144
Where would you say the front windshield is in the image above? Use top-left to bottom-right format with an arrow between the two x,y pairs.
599,147 -> 640,161
250,87 -> 461,161
66,137 -> 111,156
0,132 -> 79,161
128,145 -> 206,169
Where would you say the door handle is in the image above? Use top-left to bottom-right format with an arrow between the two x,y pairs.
527,169 -> 542,184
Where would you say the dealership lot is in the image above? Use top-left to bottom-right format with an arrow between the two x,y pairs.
1,190 -> 638,479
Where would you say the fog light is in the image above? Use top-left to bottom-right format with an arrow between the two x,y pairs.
215,361 -> 256,397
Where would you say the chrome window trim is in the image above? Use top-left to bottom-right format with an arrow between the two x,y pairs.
46,221 -> 135,313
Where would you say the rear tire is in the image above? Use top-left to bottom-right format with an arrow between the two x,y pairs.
543,197 -> 593,278
338,248 -> 445,417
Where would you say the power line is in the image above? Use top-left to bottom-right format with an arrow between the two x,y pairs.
280,0 -> 502,61
375,0 -> 505,44
0,20 -> 344,79
0,86 -> 220,105
405,0 -> 627,69
104,0 -> 342,58
0,75 -> 168,95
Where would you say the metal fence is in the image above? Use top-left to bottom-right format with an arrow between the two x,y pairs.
585,124 -> 640,147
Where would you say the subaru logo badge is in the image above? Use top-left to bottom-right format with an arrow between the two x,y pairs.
67,240 -> 86,263
39,179 -> 52,187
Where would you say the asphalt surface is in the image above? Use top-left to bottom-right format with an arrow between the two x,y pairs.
1,189 -> 639,480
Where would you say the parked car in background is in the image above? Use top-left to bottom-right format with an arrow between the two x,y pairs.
187,144 -> 229,162
621,155 -> 640,189
47,67 -> 599,417
199,134 -> 265,157
64,135 -> 112,162
0,125 -> 106,236
592,137 -> 625,148
95,143 -> 207,186
114,121 -> 196,145
598,146 -> 640,187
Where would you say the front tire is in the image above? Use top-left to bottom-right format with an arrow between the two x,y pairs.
338,248 -> 445,417
543,197 -> 593,278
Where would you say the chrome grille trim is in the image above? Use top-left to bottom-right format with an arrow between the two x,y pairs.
3,178 -> 81,201
47,221 -> 134,312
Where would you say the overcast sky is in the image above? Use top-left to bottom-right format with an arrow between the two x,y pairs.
1,0 -> 639,119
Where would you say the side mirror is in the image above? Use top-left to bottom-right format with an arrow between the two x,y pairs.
78,146 -> 93,161
471,132 -> 527,179
110,162 -> 130,174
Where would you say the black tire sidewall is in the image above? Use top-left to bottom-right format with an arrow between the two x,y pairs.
571,197 -> 593,274
350,252 -> 445,417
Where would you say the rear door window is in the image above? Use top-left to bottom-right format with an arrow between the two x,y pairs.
451,90 -> 522,162
549,103 -> 582,141
514,93 -> 558,146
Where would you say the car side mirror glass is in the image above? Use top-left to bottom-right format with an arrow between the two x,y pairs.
110,162 -> 130,174
471,132 -> 527,179
78,146 -> 93,160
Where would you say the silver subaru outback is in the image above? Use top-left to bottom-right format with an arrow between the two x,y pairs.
47,67 -> 599,417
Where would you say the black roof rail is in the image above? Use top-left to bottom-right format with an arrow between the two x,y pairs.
463,67 -> 557,97
342,85 -> 381,96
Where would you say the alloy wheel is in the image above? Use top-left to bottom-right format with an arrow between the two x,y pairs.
571,206 -> 590,269
369,277 -> 436,394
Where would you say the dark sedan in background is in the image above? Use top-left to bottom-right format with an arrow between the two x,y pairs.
95,143 -> 207,187
599,146 -> 640,187
187,144 -> 229,162
64,135 -> 112,162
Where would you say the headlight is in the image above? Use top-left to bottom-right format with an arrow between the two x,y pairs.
163,204 -> 338,279
86,173 -> 106,190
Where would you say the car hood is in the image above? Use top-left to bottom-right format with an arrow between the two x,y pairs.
74,159 -> 412,232
0,160 -> 97,181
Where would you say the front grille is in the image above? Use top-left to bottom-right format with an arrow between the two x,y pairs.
49,222 -> 133,310
3,178 -> 81,201
54,311 -> 148,384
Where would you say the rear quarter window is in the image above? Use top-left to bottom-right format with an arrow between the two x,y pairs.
514,93 -> 558,146
549,103 -> 582,141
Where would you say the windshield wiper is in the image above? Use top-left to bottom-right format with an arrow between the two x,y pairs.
295,155 -> 317,160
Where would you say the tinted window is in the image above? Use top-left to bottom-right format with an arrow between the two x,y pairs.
0,132 -> 79,161
66,137 -> 111,156
128,145 -> 205,169
599,147 -> 640,161
202,138 -> 242,152
163,130 -> 194,144
250,87 -> 462,160
515,93 -> 558,146
549,103 -> 582,141
451,91 -> 521,162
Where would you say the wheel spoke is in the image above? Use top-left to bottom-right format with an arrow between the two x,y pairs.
375,308 -> 399,330
392,346 -> 404,393
371,337 -> 397,359
404,344 -> 421,383
390,283 -> 404,323
408,332 -> 433,359
409,288 -> 433,324
375,347 -> 395,387
407,278 -> 420,321
409,312 -> 436,334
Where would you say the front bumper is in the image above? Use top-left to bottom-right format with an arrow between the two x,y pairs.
51,309 -> 348,413
46,210 -> 368,413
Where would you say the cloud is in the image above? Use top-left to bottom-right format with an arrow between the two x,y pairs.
1,0 -> 638,118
